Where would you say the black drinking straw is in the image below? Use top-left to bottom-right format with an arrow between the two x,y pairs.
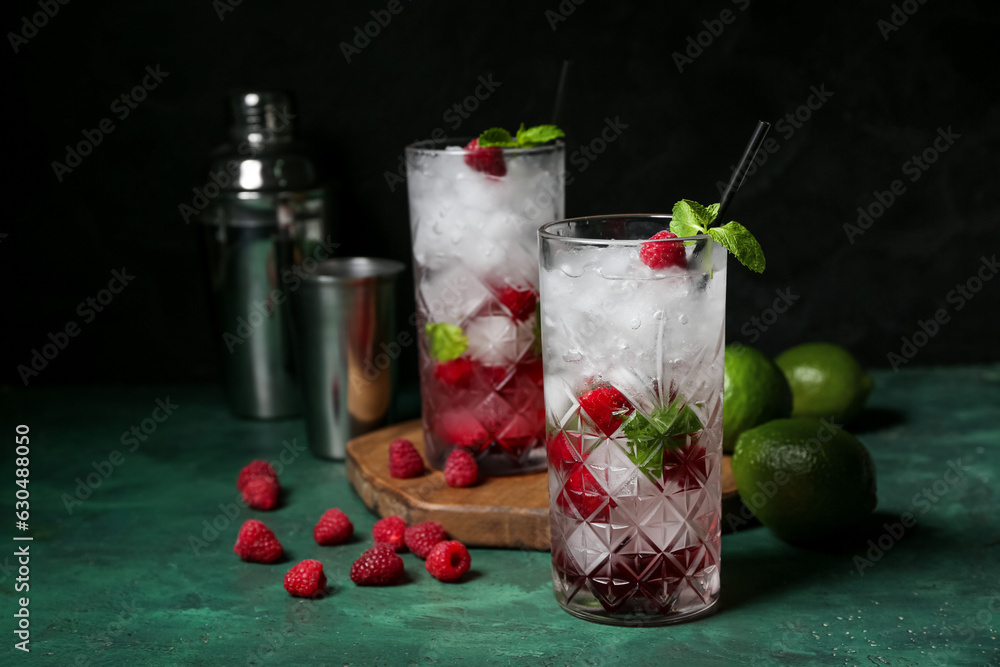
714,120 -> 771,225
693,120 -> 771,284
551,60 -> 571,126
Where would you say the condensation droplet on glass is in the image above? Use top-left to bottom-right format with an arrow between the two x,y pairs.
629,317 -> 641,329
678,314 -> 689,325
563,350 -> 583,362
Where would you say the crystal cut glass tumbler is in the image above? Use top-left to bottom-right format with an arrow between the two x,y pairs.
538,215 -> 725,625
406,140 -> 565,475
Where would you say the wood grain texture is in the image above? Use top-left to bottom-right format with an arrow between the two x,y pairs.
346,419 -> 740,550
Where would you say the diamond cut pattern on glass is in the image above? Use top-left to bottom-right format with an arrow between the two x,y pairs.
416,264 -> 546,470
547,333 -> 723,619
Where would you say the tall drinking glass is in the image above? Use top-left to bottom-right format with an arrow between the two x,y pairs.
406,140 -> 565,475
539,215 -> 725,625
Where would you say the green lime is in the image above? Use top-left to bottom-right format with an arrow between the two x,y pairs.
775,343 -> 874,424
731,418 -> 877,543
723,344 -> 792,453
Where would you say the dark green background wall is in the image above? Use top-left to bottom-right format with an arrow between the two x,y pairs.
5,0 -> 998,389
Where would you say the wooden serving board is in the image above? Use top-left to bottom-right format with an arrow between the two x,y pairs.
346,419 -> 740,550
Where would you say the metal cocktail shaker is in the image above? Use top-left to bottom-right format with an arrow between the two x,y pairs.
199,91 -> 330,419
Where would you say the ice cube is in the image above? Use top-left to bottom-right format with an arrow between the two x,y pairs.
602,366 -> 658,415
544,373 -> 578,429
594,246 -> 636,280
465,315 -> 533,366
417,266 -> 490,326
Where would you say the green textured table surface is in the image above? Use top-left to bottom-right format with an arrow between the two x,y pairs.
1,366 -> 998,666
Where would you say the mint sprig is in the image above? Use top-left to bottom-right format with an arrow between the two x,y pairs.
668,199 -> 766,273
477,128 -> 517,148
622,400 -> 704,479
425,323 -> 468,361
478,124 -> 565,148
515,123 -> 565,147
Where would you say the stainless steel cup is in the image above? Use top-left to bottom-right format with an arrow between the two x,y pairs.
290,257 -> 405,459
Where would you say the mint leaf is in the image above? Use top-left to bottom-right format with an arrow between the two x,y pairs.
516,123 -> 565,148
653,401 -> 704,436
708,221 -> 766,273
478,128 -> 517,148
425,323 -> 468,361
686,200 -> 717,229
478,124 -> 564,149
670,199 -> 766,273
622,412 -> 665,477
622,400 -> 704,478
669,200 -> 709,238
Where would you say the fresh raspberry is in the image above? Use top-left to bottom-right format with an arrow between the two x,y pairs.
433,358 -> 474,387
404,522 -> 449,559
495,415 -> 536,458
497,286 -> 537,321
436,411 -> 489,449
241,474 -> 280,510
372,515 -> 407,551
237,460 -> 276,491
233,519 -> 284,563
444,449 -> 479,487
284,559 -> 327,597
547,432 -> 615,521
463,138 -> 506,177
313,508 -> 354,545
349,544 -> 404,586
388,438 -> 425,479
563,467 -> 614,521
519,358 -> 544,386
546,431 -> 580,472
578,387 -> 634,437
639,230 -> 687,270
479,365 -> 511,389
425,541 -> 471,582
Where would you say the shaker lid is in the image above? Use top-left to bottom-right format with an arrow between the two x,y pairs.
228,91 -> 295,142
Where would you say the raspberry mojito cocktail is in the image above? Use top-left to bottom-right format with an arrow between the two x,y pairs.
538,204 -> 764,625
406,126 -> 565,475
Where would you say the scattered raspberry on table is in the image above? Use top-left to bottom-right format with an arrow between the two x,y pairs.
404,522 -> 448,559
237,459 -> 281,510
425,541 -> 471,582
444,449 -> 479,487
233,519 -> 284,564
284,559 -> 327,597
388,438 -> 425,479
242,475 -> 280,510
237,460 -> 277,490
350,544 -> 404,586
313,508 -> 353,545
372,515 -> 407,551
